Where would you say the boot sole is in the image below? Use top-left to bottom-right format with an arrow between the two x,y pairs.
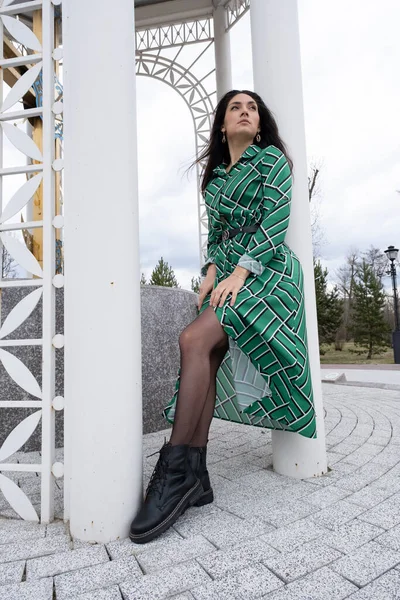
193,488 -> 214,507
129,480 -> 203,544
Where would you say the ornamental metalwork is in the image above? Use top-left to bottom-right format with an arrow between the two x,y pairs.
135,2 -> 251,264
136,26 -> 217,262
226,0 -> 250,30
136,18 -> 213,51
0,0 -> 61,523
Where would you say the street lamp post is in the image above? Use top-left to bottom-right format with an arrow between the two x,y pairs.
384,245 -> 400,364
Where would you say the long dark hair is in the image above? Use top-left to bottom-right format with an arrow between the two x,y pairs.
189,90 -> 294,194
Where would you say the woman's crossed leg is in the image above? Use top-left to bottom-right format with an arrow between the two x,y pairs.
169,305 -> 229,446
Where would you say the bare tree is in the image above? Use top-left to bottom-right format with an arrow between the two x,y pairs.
2,218 -> 33,279
1,247 -> 17,279
336,249 -> 359,298
308,159 -> 326,259
362,245 -> 388,283
384,295 -> 395,331
308,163 -> 320,202
335,248 -> 360,341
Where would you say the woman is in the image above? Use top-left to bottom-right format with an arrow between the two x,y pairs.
130,90 -> 317,544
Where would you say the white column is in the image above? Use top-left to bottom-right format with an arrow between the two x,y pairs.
213,4 -> 232,100
63,0 -> 142,541
250,0 -> 327,479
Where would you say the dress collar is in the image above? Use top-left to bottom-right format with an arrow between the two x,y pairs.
212,144 -> 261,177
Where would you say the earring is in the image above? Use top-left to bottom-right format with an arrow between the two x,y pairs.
256,132 -> 261,143
222,132 -> 226,143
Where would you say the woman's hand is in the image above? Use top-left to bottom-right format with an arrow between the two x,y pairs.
198,272 -> 216,311
210,273 -> 246,308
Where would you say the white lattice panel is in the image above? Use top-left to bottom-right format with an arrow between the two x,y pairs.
0,0 -> 61,523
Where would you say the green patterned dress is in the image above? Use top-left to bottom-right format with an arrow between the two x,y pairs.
163,144 -> 317,439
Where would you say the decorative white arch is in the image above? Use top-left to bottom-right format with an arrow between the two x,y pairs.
136,48 -> 215,263
134,1 -> 251,266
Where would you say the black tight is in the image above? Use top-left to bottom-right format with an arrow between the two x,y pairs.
169,306 -> 229,447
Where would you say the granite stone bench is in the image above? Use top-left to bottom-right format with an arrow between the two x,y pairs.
0,285 -> 198,451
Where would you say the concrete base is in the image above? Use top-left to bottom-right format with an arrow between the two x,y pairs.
321,371 -> 347,384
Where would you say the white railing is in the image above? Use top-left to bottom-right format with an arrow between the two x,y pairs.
0,0 -> 62,523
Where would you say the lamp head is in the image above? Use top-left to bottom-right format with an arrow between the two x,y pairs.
385,246 -> 399,262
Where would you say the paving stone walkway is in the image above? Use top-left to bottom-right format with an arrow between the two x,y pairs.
1,383 -> 400,599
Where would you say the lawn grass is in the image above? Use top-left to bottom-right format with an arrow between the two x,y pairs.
319,342 -> 394,365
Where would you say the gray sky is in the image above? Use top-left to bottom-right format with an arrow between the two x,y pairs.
136,0 -> 400,290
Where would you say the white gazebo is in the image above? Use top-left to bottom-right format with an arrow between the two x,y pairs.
0,0 -> 327,543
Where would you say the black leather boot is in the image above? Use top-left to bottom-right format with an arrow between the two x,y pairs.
129,441 -> 203,544
189,445 -> 214,506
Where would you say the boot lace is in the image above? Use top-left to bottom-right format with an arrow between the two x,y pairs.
145,438 -> 169,498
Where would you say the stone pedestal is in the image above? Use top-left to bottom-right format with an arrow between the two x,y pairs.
0,285 -> 198,450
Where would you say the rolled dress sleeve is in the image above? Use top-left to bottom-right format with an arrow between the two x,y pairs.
201,204 -> 223,277
237,149 -> 292,276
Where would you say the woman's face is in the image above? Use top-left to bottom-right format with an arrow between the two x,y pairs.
222,93 -> 260,143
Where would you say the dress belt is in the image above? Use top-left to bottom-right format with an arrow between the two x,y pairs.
222,224 -> 259,241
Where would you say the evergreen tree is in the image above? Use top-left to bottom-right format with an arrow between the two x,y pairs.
191,276 -> 201,294
140,272 -> 147,285
314,260 -> 343,347
149,257 -> 179,288
350,260 -> 391,359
